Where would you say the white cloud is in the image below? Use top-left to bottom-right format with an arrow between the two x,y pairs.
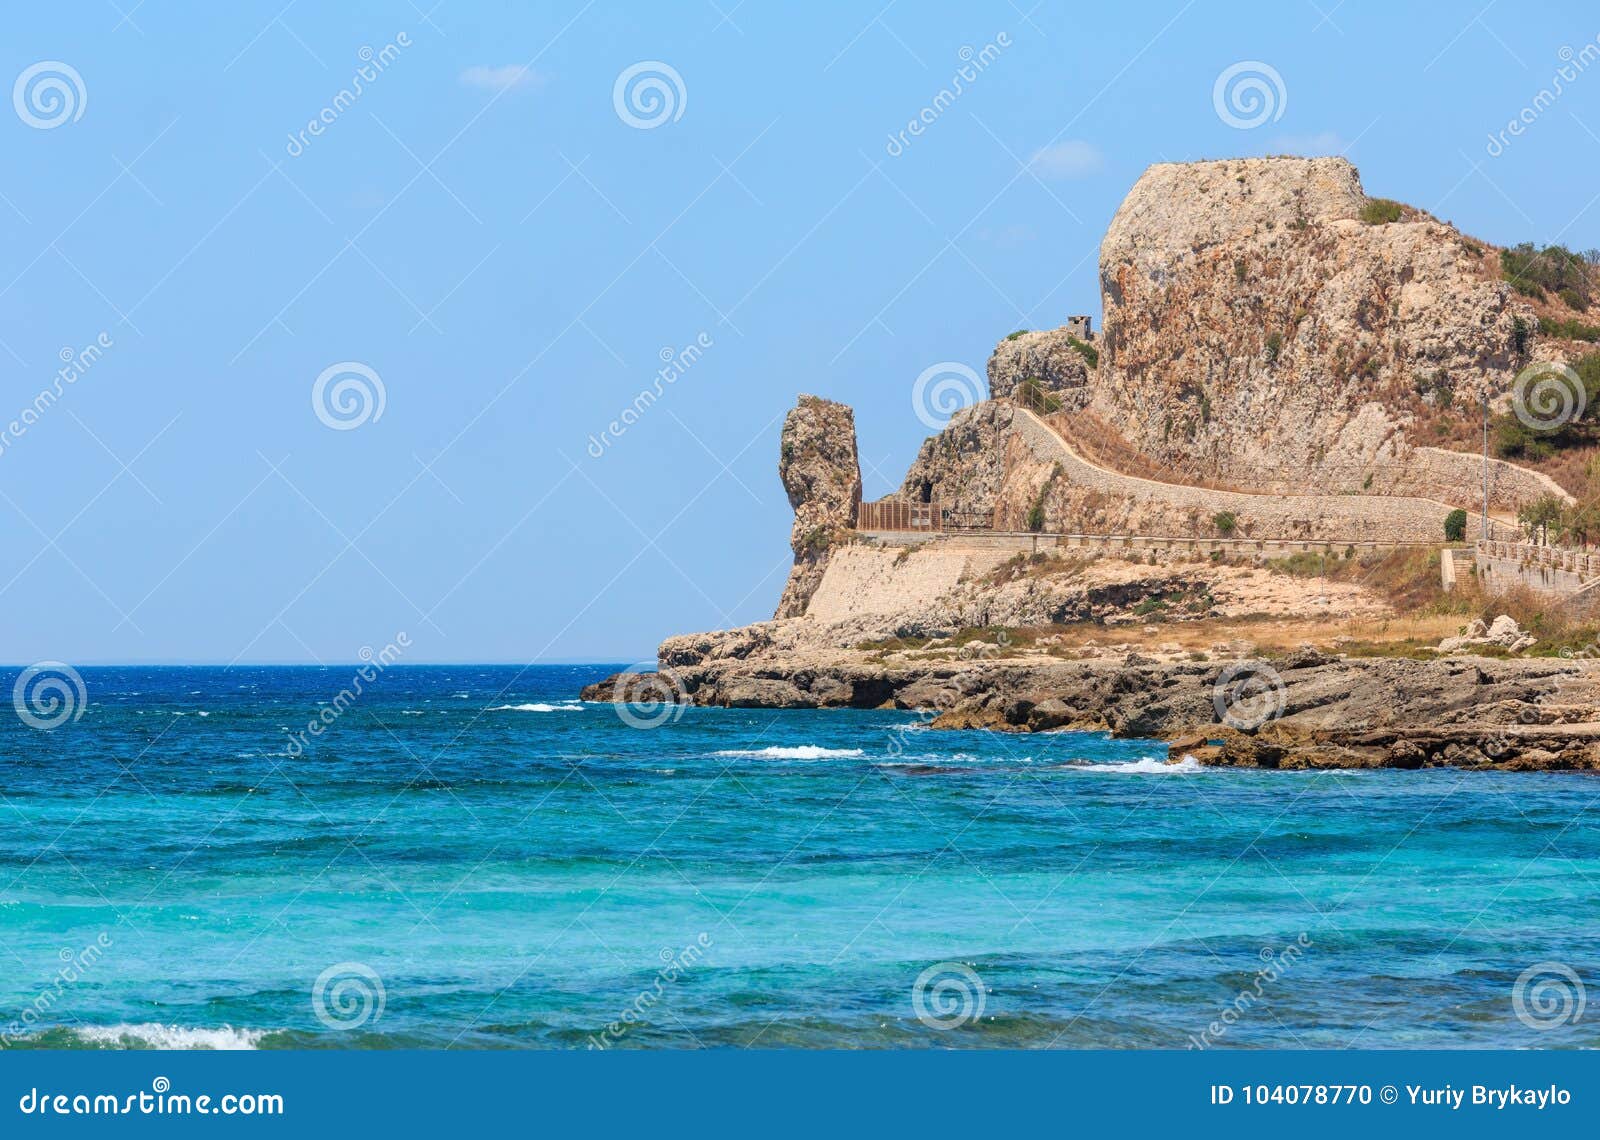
1267,131 -> 1349,157
1028,140 -> 1104,179
459,65 -> 544,92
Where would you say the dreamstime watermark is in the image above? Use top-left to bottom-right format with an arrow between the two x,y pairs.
586,333 -> 713,458
912,961 -> 987,1030
612,663 -> 689,730
17,1078 -> 283,1117
311,962 -> 385,1031
613,61 -> 686,129
284,634 -> 410,756
1512,361 -> 1586,432
0,934 -> 113,1046
1212,660 -> 1286,730
312,361 -> 387,430
1211,61 -> 1286,130
1485,35 -> 1600,157
912,361 -> 986,429
12,61 -> 86,129
1512,961 -> 1586,1031
13,662 -> 87,731
1188,933 -> 1312,1049
884,34 -> 1012,158
588,934 -> 712,1048
0,333 -> 114,459
284,34 -> 412,157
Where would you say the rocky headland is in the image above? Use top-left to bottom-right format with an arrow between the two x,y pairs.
585,156 -> 1600,772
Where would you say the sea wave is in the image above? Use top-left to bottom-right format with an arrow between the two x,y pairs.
487,703 -> 585,713
1065,755 -> 1203,774
713,745 -> 866,760
64,1023 -> 268,1050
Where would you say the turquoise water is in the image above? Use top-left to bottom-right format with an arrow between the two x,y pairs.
1,664 -> 1597,1049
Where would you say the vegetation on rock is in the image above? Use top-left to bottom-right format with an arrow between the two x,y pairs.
1358,197 -> 1403,224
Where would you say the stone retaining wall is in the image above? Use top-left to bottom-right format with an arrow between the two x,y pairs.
1011,407 -> 1485,543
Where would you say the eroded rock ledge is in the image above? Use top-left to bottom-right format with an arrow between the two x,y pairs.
581,654 -> 1600,772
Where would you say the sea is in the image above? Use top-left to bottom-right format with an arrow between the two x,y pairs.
1,664 -> 1596,1049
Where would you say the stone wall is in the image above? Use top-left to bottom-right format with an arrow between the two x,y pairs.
1010,406 -> 1486,542
1387,446 -> 1572,510
804,543 -> 1010,622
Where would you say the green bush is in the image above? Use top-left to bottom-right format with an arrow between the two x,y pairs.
1264,330 -> 1283,363
1512,315 -> 1532,355
1006,329 -> 1028,340
1444,508 -> 1467,542
1014,378 -> 1062,413
1360,198 -> 1404,224
1025,504 -> 1045,532
1212,510 -> 1237,537
1539,316 -> 1600,343
1501,242 -> 1593,307
1066,336 -> 1099,369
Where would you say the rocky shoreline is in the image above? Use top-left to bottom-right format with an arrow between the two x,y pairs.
581,651 -> 1600,772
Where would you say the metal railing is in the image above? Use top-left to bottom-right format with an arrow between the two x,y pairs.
856,497 -> 943,532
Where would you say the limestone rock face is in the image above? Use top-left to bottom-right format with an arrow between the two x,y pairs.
896,402 -> 1014,521
1093,156 -> 1534,491
774,395 -> 861,619
987,326 -> 1094,404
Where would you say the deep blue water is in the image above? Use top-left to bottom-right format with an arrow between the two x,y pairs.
1,664 -> 1597,1049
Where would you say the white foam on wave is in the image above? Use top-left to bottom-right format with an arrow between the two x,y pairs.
1066,755 -> 1204,774
713,745 -> 866,760
71,1023 -> 268,1050
487,702 -> 584,713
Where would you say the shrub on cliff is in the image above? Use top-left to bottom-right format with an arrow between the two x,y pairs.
1444,509 -> 1467,542
1540,315 -> 1600,343
1500,242 -> 1593,306
1359,198 -> 1403,225
1014,378 -> 1062,414
1212,510 -> 1237,536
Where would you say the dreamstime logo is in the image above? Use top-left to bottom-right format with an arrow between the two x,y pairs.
1,933 -> 113,1045
284,633 -> 410,757
1189,933 -> 1312,1049
911,361 -> 985,429
12,61 -> 87,129
1211,61 -> 1286,130
612,61 -> 686,129
912,962 -> 986,1030
1212,661 -> 1285,730
311,961 -> 385,1031
587,934 -> 712,1049
1512,361 -> 1586,432
1485,35 -> 1600,158
586,332 -> 713,458
614,663 -> 689,730
13,662 -> 87,731
0,333 -> 114,460
884,34 -> 1012,157
1512,961 -> 1586,1030
284,34 -> 412,158
312,362 -> 386,430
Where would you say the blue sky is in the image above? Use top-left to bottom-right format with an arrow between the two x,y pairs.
2,0 -> 1597,663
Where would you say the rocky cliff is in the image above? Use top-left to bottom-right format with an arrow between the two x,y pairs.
1092,157 -> 1534,496
987,325 -> 1095,406
773,395 -> 861,619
